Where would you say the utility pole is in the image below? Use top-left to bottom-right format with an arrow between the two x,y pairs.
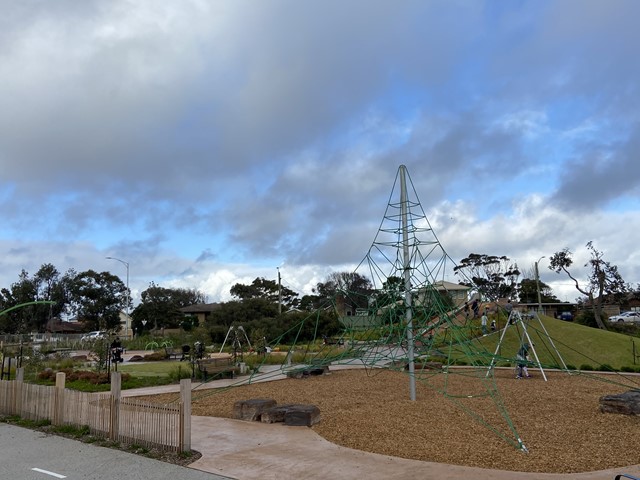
106,256 -> 130,338
535,256 -> 545,314
277,267 -> 282,315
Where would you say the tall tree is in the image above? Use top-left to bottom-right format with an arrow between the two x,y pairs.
549,241 -> 628,330
314,271 -> 374,314
0,265 -> 72,333
230,277 -> 299,310
131,283 -> 207,331
0,270 -> 36,332
517,278 -> 559,304
67,270 -> 128,331
32,263 -> 68,325
453,254 -> 520,300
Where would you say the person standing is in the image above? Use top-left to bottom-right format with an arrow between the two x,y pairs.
515,343 -> 531,379
472,299 -> 479,318
481,312 -> 488,336
505,299 -> 514,323
110,337 -> 123,363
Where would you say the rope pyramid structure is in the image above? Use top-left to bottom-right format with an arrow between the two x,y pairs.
304,164 -> 528,450
201,164 -> 531,452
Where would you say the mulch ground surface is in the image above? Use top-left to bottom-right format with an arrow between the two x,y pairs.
146,368 -> 640,474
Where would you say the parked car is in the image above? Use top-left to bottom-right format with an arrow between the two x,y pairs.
559,312 -> 573,321
608,312 -> 640,323
81,330 -> 107,342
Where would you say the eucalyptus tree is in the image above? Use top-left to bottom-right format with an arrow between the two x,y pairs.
453,253 -> 520,300
230,277 -> 300,310
0,264 -> 71,333
131,283 -> 206,332
313,271 -> 374,313
549,241 -> 628,330
67,270 -> 128,331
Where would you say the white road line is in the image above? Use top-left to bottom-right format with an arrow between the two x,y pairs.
31,467 -> 67,478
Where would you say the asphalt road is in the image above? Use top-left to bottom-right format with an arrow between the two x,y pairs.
0,424 -> 234,480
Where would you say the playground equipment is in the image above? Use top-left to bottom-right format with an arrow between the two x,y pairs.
219,326 -> 252,361
486,310 -> 569,381
188,165 -> 640,455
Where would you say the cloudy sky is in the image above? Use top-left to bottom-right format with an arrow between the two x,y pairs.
1,0 -> 639,305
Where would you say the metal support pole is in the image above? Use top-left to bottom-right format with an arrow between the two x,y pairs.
400,165 -> 416,401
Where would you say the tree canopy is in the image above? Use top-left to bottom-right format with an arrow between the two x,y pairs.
0,264 -> 128,333
313,271 -> 374,314
131,282 -> 206,332
453,253 -> 520,300
230,277 -> 299,310
66,269 -> 128,331
516,278 -> 559,304
549,241 -> 628,329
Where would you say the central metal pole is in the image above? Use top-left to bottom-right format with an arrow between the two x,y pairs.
400,165 -> 416,401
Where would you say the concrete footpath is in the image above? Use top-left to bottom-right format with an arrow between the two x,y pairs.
186,415 -> 640,480
121,363 -> 640,480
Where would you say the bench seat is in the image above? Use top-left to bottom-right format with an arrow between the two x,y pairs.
196,356 -> 239,380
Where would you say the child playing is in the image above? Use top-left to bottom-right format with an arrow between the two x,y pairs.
516,343 -> 531,379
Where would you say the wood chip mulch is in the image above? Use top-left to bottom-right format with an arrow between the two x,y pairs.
144,368 -> 640,474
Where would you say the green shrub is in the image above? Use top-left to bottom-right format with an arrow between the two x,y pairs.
565,364 -> 576,370
52,424 -> 90,437
37,368 -> 131,386
167,365 -> 193,382
575,310 -> 598,328
620,366 -> 635,372
599,363 -> 616,372
579,364 -> 594,371
143,351 -> 167,361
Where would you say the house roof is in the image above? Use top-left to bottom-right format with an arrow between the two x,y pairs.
45,318 -> 84,333
432,280 -> 470,291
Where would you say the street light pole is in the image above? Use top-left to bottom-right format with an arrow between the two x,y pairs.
277,267 -> 282,315
535,256 -> 545,314
106,256 -> 130,338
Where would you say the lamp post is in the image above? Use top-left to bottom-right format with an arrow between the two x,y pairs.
535,256 -> 545,314
106,256 -> 130,338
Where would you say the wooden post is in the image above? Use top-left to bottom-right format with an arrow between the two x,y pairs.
110,372 -> 121,441
13,367 -> 24,416
180,378 -> 191,452
53,372 -> 65,426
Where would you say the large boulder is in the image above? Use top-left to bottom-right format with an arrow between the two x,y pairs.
233,398 -> 277,421
262,404 -> 321,426
261,404 -> 295,424
599,390 -> 640,415
285,366 -> 330,379
283,404 -> 321,426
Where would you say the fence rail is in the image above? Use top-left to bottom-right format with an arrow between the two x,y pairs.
0,370 -> 190,452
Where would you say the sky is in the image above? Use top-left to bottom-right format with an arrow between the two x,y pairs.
1,0 -> 639,306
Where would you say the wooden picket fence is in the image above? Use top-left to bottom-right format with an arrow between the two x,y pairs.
0,369 -> 191,452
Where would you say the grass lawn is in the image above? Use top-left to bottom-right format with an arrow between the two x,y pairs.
466,314 -> 640,370
118,360 -> 194,378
